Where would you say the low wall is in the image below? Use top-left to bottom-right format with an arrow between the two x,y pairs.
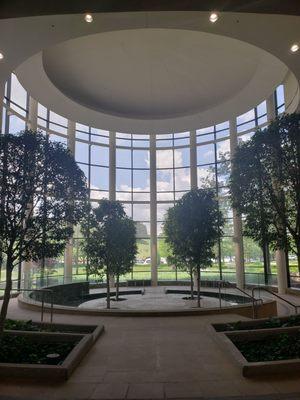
19,293 -> 277,319
30,282 -> 89,305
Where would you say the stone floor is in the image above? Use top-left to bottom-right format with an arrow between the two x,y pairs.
80,286 -> 237,310
1,290 -> 300,399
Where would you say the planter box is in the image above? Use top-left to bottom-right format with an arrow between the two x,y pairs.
214,327 -> 300,377
27,321 -> 104,341
212,315 -> 300,332
0,324 -> 104,381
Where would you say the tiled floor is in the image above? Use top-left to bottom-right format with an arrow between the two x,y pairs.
1,292 -> 300,399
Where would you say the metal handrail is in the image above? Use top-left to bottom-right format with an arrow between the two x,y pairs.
17,288 -> 54,324
251,286 -> 300,318
218,281 -> 262,311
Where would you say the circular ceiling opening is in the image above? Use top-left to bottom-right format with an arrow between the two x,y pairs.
42,28 -> 278,120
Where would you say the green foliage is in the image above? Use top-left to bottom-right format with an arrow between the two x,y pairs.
0,130 -> 88,330
243,237 -> 263,261
4,319 -> 39,331
236,332 -> 300,362
0,334 -> 76,364
230,113 -> 300,268
81,199 -> 137,279
223,315 -> 300,332
163,188 -> 224,269
0,130 -> 88,266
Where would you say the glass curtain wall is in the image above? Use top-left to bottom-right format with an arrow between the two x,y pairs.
0,72 -> 291,291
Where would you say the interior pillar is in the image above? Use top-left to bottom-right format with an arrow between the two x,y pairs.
150,134 -> 158,286
27,96 -> 38,131
23,97 -> 38,288
109,131 -> 116,201
0,82 -> 4,134
64,120 -> 76,283
109,131 -> 116,287
229,118 -> 245,289
190,130 -> 197,190
266,93 -> 288,293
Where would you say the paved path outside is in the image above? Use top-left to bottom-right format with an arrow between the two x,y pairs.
1,290 -> 300,399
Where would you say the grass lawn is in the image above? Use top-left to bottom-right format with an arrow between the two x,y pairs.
1,262 -> 299,294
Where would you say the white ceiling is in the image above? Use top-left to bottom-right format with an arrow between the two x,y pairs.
0,11 -> 298,133
42,28 -> 284,120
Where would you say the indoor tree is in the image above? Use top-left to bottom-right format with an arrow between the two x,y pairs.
230,113 -> 300,274
113,217 -> 137,301
163,188 -> 224,307
0,130 -> 88,333
81,199 -> 137,308
167,254 -> 196,299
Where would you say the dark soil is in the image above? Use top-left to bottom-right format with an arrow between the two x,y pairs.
111,297 -> 127,302
182,296 -> 202,300
220,315 -> 300,332
233,332 -> 300,362
0,334 -> 77,365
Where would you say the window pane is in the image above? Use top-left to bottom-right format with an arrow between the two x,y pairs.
91,145 -> 109,166
133,170 -> 150,191
90,166 -> 109,190
174,168 -> 190,191
116,169 -> 131,191
75,142 -> 89,163
133,203 -> 150,221
157,149 -> 173,169
116,148 -> 131,168
157,170 -> 174,191
133,150 -> 149,168
197,144 -> 215,165
197,166 -> 215,188
174,148 -> 190,167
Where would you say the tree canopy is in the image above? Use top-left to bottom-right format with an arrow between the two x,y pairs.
163,188 -> 224,305
0,130 -> 88,331
81,199 -> 137,308
230,113 -> 300,272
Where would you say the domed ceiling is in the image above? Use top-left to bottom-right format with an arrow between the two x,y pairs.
13,10 -> 294,133
42,29 -> 271,120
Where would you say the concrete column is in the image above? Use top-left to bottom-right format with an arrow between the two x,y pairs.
276,250 -> 288,294
64,120 -> 76,283
150,134 -> 158,286
190,130 -> 197,189
266,93 -> 276,121
109,131 -> 116,287
23,97 -> 38,288
67,120 -> 76,155
229,119 -> 245,289
109,132 -> 116,201
27,97 -> 38,131
266,94 -> 288,293
0,82 -> 4,134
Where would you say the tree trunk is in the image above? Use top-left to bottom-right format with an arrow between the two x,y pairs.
190,267 -> 194,300
262,242 -> 271,285
106,271 -> 110,309
297,244 -> 300,276
197,266 -> 201,308
116,274 -> 119,301
0,260 -> 13,334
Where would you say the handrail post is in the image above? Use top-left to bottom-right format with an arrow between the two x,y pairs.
50,291 -> 54,324
41,291 -> 44,323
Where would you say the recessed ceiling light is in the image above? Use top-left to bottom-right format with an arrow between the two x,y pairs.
209,12 -> 219,23
0,52 -> 4,60
290,43 -> 299,53
84,13 -> 93,23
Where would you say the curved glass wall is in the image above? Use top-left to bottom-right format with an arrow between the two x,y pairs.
1,72 -> 294,293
